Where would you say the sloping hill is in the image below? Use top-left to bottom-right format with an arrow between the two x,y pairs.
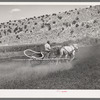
0,5 -> 100,45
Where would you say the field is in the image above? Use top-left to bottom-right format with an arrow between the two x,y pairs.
0,44 -> 100,89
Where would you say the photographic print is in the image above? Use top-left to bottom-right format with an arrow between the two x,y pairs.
0,2 -> 100,93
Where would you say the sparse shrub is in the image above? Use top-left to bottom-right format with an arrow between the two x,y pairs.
34,22 -> 37,25
0,41 -> 2,43
62,27 -> 64,31
76,24 -> 79,27
46,14 -> 49,17
9,23 -> 11,25
72,20 -> 76,24
7,29 -> 11,33
52,13 -> 56,16
28,22 -> 30,24
9,20 -> 11,22
67,12 -> 70,15
41,19 -> 44,22
29,18 -> 34,20
75,8 -> 77,10
34,16 -> 36,19
41,15 -> 44,18
18,20 -> 21,23
77,11 -> 80,15
45,23 -> 51,31
64,11 -> 67,13
24,25 -> 27,29
58,16 -> 62,20
38,16 -> 40,19
48,25 -> 51,31
53,21 -> 56,24
63,22 -> 69,27
81,22 -> 84,26
16,35 -> 20,39
70,10 -> 73,12
70,30 -> 74,34
18,27 -> 23,32
93,19 -> 98,23
86,24 -> 90,28
14,27 -> 18,33
90,5 -> 92,8
4,30 -> 6,35
76,17 -> 79,20
41,23 -> 45,28
98,10 -> 100,14
30,31 -> 32,33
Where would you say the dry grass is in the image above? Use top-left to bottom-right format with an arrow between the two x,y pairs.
0,60 -> 72,89
0,45 -> 100,89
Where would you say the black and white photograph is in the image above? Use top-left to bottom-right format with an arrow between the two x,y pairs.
0,2 -> 100,92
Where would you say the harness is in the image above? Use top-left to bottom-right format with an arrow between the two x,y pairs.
62,45 -> 75,56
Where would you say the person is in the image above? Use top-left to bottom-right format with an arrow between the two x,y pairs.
44,41 -> 51,58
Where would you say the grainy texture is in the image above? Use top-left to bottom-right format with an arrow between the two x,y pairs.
0,45 -> 100,89
0,5 -> 100,45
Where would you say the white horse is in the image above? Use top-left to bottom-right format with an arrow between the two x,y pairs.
59,44 -> 78,61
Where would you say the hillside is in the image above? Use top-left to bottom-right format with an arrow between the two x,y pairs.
0,5 -> 100,45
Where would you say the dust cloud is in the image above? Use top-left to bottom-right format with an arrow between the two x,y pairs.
0,60 -> 73,83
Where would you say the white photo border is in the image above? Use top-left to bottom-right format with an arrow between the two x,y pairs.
0,2 -> 100,98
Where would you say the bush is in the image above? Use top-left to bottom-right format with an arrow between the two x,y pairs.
72,20 -> 76,24
48,26 -> 51,31
16,35 -> 20,39
34,22 -> 37,25
63,22 -> 69,27
24,25 -> 27,29
7,29 -> 11,33
70,30 -> 74,34
64,11 -> 67,13
34,16 -> 36,19
58,16 -> 62,20
77,11 -> 80,15
76,24 -> 79,27
67,12 -> 70,15
4,30 -> 6,35
41,24 -> 44,28
28,22 -> 30,24
86,24 -> 90,28
53,21 -> 56,24
14,27 -> 18,33
93,19 -> 98,23
52,13 -> 56,16
81,22 -> 84,26
62,27 -> 64,31
70,10 -> 73,12
98,10 -> 100,14
76,17 -> 79,20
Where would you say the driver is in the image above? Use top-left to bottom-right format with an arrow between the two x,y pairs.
44,41 -> 51,58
